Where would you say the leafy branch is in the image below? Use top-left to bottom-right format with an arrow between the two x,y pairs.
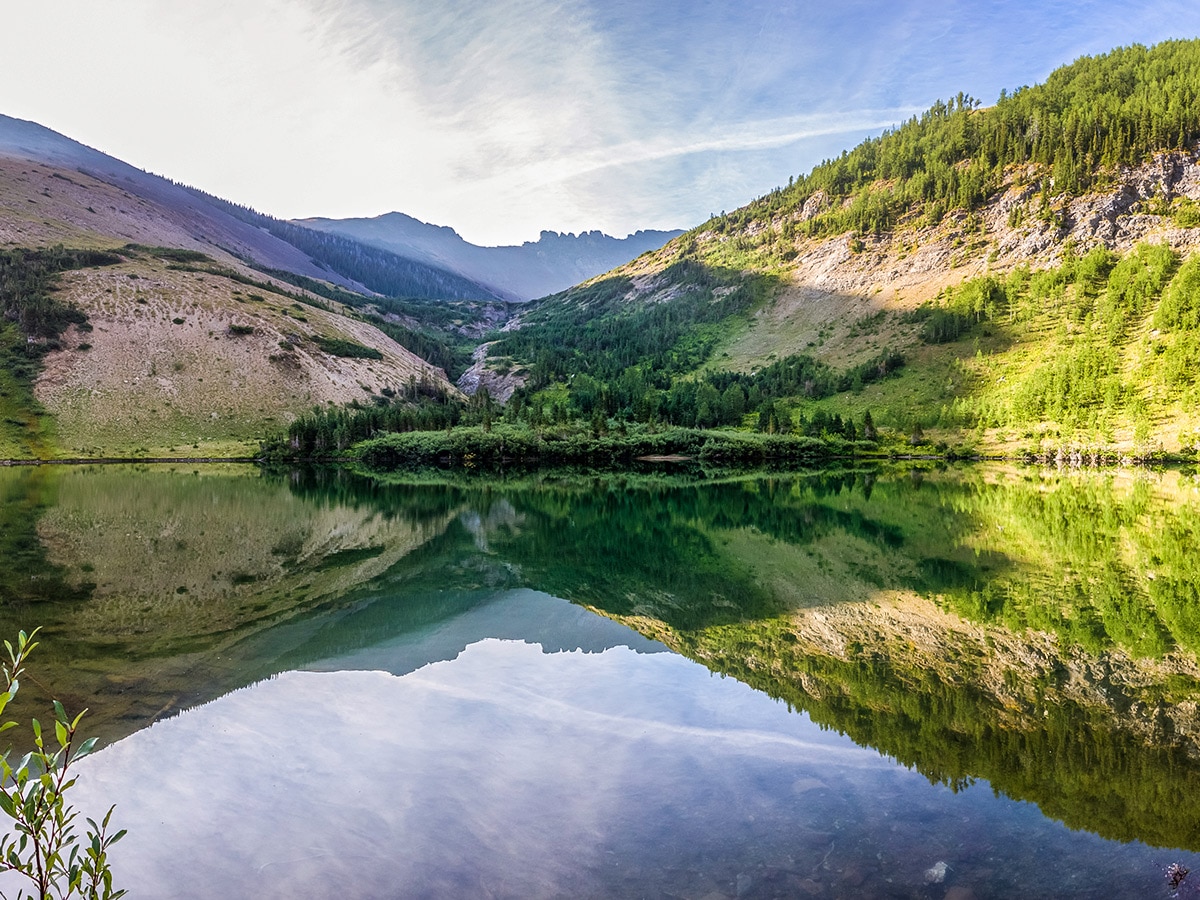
0,630 -> 124,900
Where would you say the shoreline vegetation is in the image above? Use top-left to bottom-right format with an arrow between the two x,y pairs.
3,426 -> 1195,470
258,420 -> 1196,472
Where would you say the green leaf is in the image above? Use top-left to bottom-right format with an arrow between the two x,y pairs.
52,700 -> 68,726
72,737 -> 99,761
54,720 -> 68,749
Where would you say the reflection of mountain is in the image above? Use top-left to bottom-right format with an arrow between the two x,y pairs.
0,465 -> 468,745
36,465 -> 460,647
377,465 -> 1200,850
251,587 -> 666,678
5,463 -> 1200,852
487,467 -> 1200,851
635,596 -> 1200,850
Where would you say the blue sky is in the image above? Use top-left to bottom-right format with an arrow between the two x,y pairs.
5,1 -> 1200,244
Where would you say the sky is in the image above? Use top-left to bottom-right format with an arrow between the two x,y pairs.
5,2 -> 1200,246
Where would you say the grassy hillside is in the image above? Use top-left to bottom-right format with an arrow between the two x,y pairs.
0,242 -> 459,459
474,40 -> 1200,457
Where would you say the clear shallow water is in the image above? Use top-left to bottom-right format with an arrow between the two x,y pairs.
1,463 -> 1200,898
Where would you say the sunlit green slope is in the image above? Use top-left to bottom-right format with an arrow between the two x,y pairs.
484,40 -> 1200,455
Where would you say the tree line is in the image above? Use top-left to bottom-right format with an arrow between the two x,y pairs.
717,39 -> 1200,239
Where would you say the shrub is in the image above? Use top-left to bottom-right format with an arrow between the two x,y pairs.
0,629 -> 125,898
311,335 -> 383,360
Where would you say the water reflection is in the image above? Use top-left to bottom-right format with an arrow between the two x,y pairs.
63,633 -> 1192,899
1,462 -> 1199,888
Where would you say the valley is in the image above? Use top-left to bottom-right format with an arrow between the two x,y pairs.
4,43 -> 1200,468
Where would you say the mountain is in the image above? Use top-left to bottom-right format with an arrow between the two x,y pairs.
297,211 -> 683,301
0,116 -> 471,459
472,39 -> 1200,456
0,114 -> 363,290
0,114 -> 504,302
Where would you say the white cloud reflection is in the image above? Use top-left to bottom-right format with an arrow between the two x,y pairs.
51,638 -> 892,898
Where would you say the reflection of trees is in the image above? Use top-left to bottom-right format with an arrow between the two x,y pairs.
666,614 -> 1200,850
0,468 -> 90,606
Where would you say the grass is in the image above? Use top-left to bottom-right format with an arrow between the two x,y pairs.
694,248 -> 1200,455
0,322 -> 57,458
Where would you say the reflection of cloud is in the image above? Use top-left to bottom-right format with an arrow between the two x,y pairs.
56,639 -> 895,897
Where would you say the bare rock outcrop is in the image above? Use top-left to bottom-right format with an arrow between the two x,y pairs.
456,342 -> 526,402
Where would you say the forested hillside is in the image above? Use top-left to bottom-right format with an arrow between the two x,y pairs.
440,39 -> 1200,458
766,39 -> 1200,237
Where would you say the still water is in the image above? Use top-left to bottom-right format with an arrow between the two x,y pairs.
2,462 -> 1200,898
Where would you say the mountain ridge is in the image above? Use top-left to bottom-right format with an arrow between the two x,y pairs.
0,113 -> 513,303
297,210 -> 683,301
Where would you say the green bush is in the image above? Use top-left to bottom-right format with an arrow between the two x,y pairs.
0,630 -> 125,898
311,335 -> 383,360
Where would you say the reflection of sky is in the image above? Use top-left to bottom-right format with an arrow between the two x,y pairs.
24,630 -> 1187,899
50,639 -> 895,898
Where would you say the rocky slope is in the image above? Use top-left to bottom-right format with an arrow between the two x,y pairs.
610,151 -> 1200,371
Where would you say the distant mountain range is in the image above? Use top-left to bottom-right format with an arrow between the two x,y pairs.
0,111 -> 685,459
0,114 -> 676,303
298,212 -> 683,301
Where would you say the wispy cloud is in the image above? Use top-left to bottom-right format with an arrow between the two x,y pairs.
5,0 -> 1200,243
460,107 -> 927,196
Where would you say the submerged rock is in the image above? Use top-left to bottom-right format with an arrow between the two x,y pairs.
924,860 -> 949,884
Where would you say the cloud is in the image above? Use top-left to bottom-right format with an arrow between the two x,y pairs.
7,0 -> 1200,244
460,107 -> 926,195
284,0 -> 928,240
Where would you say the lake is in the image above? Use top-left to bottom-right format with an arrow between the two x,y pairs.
1,461 -> 1199,898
